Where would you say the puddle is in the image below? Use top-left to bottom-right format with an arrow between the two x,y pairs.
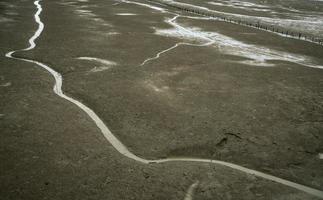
116,13 -> 137,16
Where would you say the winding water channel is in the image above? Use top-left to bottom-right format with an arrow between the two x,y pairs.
5,0 -> 323,198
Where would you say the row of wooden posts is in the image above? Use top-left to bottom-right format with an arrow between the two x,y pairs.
150,0 -> 323,46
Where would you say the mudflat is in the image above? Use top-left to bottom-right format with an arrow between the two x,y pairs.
1,0 -> 323,199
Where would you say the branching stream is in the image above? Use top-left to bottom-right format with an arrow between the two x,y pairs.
5,0 -> 323,198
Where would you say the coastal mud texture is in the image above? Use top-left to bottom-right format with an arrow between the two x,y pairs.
1,0 -> 323,199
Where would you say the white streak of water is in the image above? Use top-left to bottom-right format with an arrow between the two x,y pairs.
77,57 -> 117,66
184,181 -> 199,200
5,0 -> 323,198
153,16 -> 323,69
116,13 -> 138,16
140,15 -> 214,66
0,82 -> 12,87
